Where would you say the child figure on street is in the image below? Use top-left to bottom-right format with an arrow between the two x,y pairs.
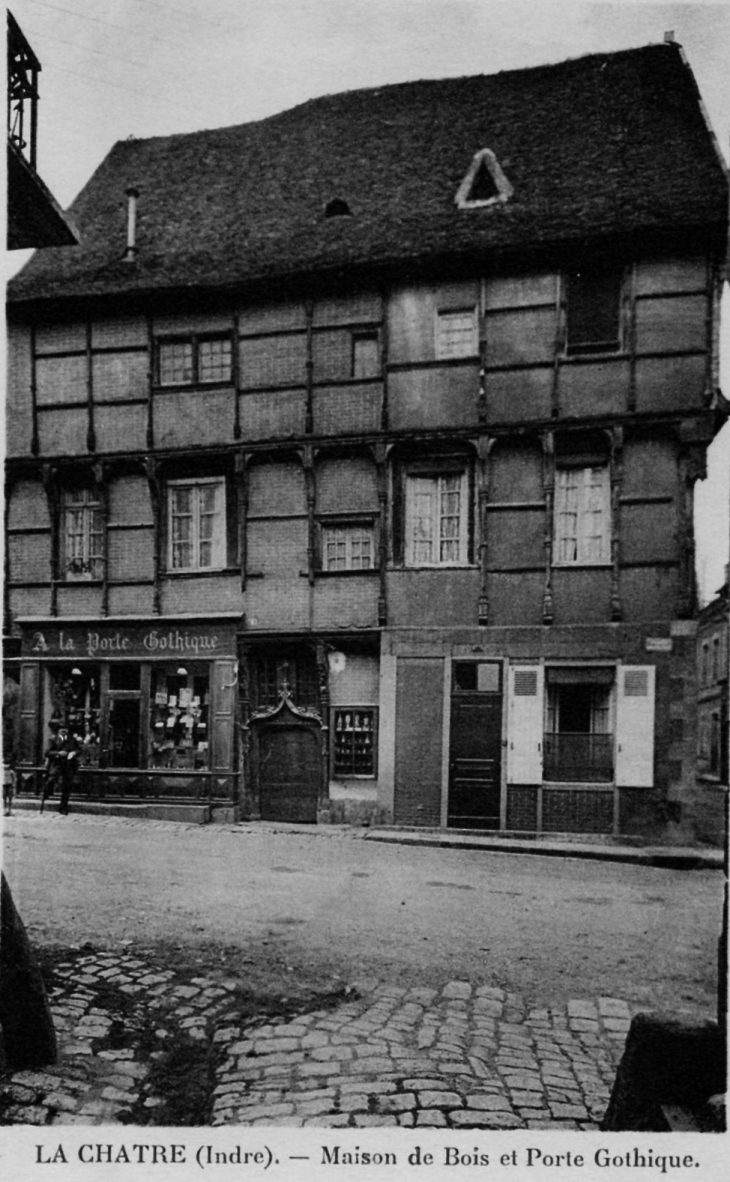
3,764 -> 16,816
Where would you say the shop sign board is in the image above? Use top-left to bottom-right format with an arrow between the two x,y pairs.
21,622 -> 236,660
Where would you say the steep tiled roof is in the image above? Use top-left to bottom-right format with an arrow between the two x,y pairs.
8,42 -> 728,304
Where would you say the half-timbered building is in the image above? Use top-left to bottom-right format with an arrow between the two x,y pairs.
5,42 -> 728,837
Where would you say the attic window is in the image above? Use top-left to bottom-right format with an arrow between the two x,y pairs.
455,148 -> 513,209
325,198 -> 352,219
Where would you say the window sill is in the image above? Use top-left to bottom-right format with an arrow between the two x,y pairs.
154,381 -> 234,393
392,564 -> 478,572
563,347 -> 625,361
58,578 -> 104,586
165,567 -> 240,579
552,562 -> 612,570
542,780 -> 614,789
313,568 -> 380,578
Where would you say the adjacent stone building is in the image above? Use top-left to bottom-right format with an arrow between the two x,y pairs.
4,42 -> 728,837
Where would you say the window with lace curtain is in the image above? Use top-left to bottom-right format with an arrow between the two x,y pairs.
553,466 -> 611,565
63,488 -> 105,580
405,471 -> 469,567
167,478 -> 226,571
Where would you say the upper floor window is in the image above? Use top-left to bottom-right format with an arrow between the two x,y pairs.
554,466 -> 611,565
322,523 -> 375,571
406,470 -> 469,567
566,264 -> 623,356
168,479 -> 225,571
63,488 -> 104,581
352,333 -> 380,379
436,309 -> 478,359
158,335 -> 232,386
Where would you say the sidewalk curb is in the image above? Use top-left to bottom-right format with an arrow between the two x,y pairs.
362,830 -> 724,871
9,800 -> 723,869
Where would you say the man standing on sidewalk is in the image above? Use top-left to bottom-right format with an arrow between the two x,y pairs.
42,723 -> 79,815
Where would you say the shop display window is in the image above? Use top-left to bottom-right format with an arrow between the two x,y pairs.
149,665 -> 211,770
47,665 -> 101,767
332,708 -> 377,777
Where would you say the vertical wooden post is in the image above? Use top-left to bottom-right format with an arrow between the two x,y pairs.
232,312 -> 242,440
303,445 -> 316,588
305,299 -> 314,435
85,320 -> 96,453
145,314 -> 155,450
235,450 -> 249,592
95,460 -> 109,618
30,320 -> 39,456
379,286 -> 390,432
375,441 -> 388,626
3,475 -> 14,639
677,446 -> 704,618
41,464 -> 60,619
315,640 -> 330,812
145,457 -> 162,615
551,272 -> 563,420
627,261 -> 638,412
610,426 -> 623,621
478,275 -> 488,425
541,432 -> 555,624
477,434 -> 490,625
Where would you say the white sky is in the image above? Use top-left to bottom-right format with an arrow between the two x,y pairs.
8,0 -> 730,602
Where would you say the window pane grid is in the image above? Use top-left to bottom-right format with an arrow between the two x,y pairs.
169,481 -> 224,571
323,526 -> 374,571
199,338 -> 232,383
555,467 -> 609,565
64,488 -> 104,578
407,472 -> 467,566
439,475 -> 462,563
159,341 -> 193,385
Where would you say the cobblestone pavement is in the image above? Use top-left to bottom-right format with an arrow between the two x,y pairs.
0,948 -> 629,1129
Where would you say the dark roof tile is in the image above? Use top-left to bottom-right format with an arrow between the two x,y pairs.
8,43 -> 727,304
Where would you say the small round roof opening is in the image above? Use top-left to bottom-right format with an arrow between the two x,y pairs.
325,198 -> 352,219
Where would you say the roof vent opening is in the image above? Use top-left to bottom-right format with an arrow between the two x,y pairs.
325,198 -> 352,219
455,148 -> 513,210
470,159 -> 500,202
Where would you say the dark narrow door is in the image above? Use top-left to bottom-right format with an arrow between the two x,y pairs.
258,724 -> 320,822
448,661 -> 503,830
108,698 -> 141,768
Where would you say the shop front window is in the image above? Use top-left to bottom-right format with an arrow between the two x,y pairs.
332,708 -> 377,777
149,665 -> 211,770
47,664 -> 101,767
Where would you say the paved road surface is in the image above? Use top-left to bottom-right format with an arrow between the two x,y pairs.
3,812 -> 721,1016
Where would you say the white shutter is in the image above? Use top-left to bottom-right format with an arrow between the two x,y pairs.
507,664 -> 544,784
615,665 -> 655,787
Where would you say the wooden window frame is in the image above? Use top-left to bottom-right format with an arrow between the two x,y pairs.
320,518 -> 377,572
167,477 -> 226,573
435,308 -> 479,360
404,467 -> 471,568
157,333 -> 233,387
62,486 -> 105,582
553,465 -> 611,567
351,331 -> 381,380
565,264 -> 625,357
